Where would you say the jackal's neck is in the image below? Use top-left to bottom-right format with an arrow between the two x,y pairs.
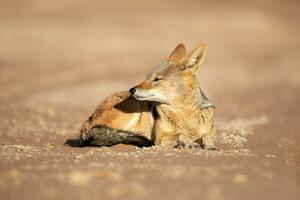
156,80 -> 203,121
177,79 -> 203,109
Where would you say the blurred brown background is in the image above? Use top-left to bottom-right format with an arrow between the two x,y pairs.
0,0 -> 299,199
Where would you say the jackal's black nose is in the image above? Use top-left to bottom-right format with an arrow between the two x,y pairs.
129,87 -> 136,95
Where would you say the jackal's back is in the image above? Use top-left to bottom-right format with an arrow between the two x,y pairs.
80,91 -> 154,147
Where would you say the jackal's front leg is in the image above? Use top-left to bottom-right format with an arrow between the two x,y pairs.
158,134 -> 180,148
172,140 -> 202,149
171,134 -> 202,150
196,130 -> 218,150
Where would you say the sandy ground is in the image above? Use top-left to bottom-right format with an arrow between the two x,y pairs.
0,0 -> 300,199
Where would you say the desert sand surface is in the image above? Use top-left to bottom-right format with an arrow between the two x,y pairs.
0,0 -> 299,199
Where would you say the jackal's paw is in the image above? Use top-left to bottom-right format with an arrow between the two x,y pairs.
185,142 -> 202,150
172,140 -> 185,149
173,141 -> 202,150
203,144 -> 218,151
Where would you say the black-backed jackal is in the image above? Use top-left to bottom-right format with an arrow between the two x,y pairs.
80,43 -> 216,150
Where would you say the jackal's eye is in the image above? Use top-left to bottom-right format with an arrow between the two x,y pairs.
153,77 -> 162,82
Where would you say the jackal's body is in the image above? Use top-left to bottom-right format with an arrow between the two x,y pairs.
80,43 -> 216,149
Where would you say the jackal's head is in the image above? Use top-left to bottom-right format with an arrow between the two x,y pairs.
130,43 -> 207,104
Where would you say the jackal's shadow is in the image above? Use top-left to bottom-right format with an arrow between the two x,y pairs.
113,95 -> 153,114
64,138 -> 82,147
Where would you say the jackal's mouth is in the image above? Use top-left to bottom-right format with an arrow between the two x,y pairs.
133,93 -> 155,101
133,89 -> 168,103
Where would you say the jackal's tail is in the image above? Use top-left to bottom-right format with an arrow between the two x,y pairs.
79,125 -> 153,148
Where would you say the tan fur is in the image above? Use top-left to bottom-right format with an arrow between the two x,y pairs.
167,43 -> 186,62
81,91 -> 154,140
155,103 -> 215,148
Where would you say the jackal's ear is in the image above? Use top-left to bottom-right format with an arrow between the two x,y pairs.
167,43 -> 186,62
180,44 -> 206,74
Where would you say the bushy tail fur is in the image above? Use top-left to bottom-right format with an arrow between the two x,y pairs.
80,125 -> 153,148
